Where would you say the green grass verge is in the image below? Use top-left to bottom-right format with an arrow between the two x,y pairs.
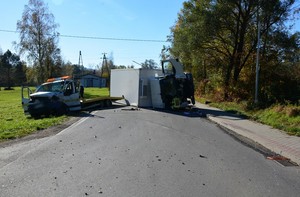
83,87 -> 109,99
205,100 -> 300,136
0,87 -> 109,141
254,106 -> 300,136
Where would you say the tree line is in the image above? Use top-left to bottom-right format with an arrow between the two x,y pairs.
165,0 -> 300,105
0,48 -> 98,88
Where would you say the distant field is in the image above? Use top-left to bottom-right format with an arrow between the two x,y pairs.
0,87 -> 109,141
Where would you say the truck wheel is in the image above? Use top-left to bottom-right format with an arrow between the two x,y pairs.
99,101 -> 104,108
105,100 -> 112,107
62,104 -> 69,115
57,104 -> 69,116
31,114 -> 41,119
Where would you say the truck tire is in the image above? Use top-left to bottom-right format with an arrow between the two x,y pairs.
31,113 -> 41,119
56,103 -> 69,116
105,100 -> 112,107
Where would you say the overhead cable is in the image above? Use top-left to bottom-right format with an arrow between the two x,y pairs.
0,29 -> 167,43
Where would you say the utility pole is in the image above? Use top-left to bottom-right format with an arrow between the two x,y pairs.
255,5 -> 261,104
101,53 -> 108,77
78,51 -> 84,76
100,53 -> 110,88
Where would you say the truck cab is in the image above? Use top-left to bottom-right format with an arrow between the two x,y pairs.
22,76 -> 81,118
151,58 -> 195,109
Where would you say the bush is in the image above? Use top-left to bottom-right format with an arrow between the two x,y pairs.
285,107 -> 300,117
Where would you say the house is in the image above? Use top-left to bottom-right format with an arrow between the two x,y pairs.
75,74 -> 106,88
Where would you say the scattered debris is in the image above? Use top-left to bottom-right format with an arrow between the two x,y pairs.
121,108 -> 140,111
266,155 -> 289,161
266,155 -> 298,166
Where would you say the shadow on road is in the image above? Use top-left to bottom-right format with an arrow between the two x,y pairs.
196,108 -> 248,120
68,102 -> 248,121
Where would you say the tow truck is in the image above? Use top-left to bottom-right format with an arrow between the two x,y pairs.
21,76 -> 123,118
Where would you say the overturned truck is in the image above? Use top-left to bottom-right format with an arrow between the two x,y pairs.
110,58 -> 195,109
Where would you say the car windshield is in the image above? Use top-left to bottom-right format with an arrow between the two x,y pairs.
36,81 -> 65,92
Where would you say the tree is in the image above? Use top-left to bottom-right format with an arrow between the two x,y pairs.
170,0 -> 297,101
60,61 -> 75,76
0,51 -> 13,88
141,59 -> 158,69
0,49 -> 3,87
0,50 -> 24,88
13,60 -> 27,86
258,31 -> 300,104
160,45 -> 172,60
17,0 -> 60,84
112,65 -> 127,69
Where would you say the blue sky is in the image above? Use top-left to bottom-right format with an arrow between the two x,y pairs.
1,0 -> 299,69
0,0 -> 185,68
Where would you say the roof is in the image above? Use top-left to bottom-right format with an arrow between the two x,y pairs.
74,74 -> 103,79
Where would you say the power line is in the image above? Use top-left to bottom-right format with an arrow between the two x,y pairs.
0,29 -> 17,33
59,34 -> 167,43
0,29 -> 167,43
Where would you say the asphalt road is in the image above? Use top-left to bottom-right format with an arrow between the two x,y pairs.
0,107 -> 300,197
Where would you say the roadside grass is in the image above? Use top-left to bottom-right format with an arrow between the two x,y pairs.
254,105 -> 300,136
205,100 -> 300,136
83,87 -> 109,98
0,87 -> 109,141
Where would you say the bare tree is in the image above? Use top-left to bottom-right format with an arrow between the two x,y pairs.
17,0 -> 60,83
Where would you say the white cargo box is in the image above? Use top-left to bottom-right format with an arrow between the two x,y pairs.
110,69 -> 163,107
